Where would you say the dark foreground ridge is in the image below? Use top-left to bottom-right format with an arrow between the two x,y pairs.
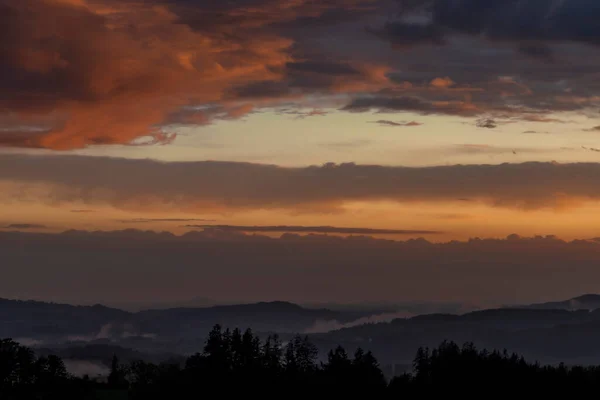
2,324 -> 600,399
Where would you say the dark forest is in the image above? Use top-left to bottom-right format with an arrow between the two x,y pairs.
2,324 -> 598,399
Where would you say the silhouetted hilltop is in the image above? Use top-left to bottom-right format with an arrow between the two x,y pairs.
10,295 -> 600,368
133,301 -> 368,336
520,294 -> 600,311
0,298 -> 373,346
0,298 -> 130,340
307,306 -> 600,367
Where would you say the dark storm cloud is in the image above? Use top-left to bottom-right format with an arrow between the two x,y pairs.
2,154 -> 600,211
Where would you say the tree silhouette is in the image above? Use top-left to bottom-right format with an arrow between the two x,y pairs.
107,354 -> 128,389
3,326 -> 600,398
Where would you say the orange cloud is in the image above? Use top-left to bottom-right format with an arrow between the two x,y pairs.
0,0 -> 392,150
430,76 -> 455,89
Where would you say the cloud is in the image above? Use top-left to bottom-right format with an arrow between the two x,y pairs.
517,42 -> 555,62
0,0 -> 391,149
448,144 -> 557,157
3,154 -> 600,212
581,146 -> 600,153
475,114 -> 570,129
121,218 -> 217,223
365,2 -> 600,120
0,0 -> 291,148
278,108 -> 328,119
1,0 -> 598,150
584,126 -> 600,132
476,118 -> 497,129
379,0 -> 600,49
184,225 -> 443,235
70,209 -> 95,213
341,95 -> 479,116
430,77 -> 455,89
304,311 -> 415,333
3,224 -> 48,230
4,230 -> 600,306
416,213 -> 471,220
372,120 -> 422,127
519,115 -> 570,123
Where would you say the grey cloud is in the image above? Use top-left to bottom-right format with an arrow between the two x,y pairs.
229,81 -> 292,100
184,224 -> 443,235
3,230 -> 600,306
286,61 -> 361,76
278,109 -> 329,119
581,146 -> 600,153
2,154 -> 600,211
369,21 -> 445,48
517,42 -> 555,62
3,224 -> 48,230
371,26 -> 600,119
342,95 -> 478,116
450,144 -> 554,156
476,118 -> 497,129
372,120 -> 423,127
384,0 -> 600,48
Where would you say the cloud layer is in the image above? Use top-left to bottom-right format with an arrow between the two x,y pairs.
183,225 -> 442,235
1,154 -> 600,212
3,230 -> 600,305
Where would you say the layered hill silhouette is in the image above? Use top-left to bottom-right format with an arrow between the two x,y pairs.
7,294 -> 600,369
0,297 -> 373,345
520,294 -> 600,311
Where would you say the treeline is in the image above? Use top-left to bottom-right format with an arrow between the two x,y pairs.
3,325 -> 600,398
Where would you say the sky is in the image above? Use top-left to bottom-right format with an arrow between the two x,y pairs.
2,0 -> 600,304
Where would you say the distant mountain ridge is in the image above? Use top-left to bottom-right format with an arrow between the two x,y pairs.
7,294 -> 600,367
519,294 -> 600,311
0,297 -> 375,346
0,298 -> 129,340
306,306 -> 600,367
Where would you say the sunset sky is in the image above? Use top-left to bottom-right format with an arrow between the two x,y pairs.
2,0 -> 600,243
